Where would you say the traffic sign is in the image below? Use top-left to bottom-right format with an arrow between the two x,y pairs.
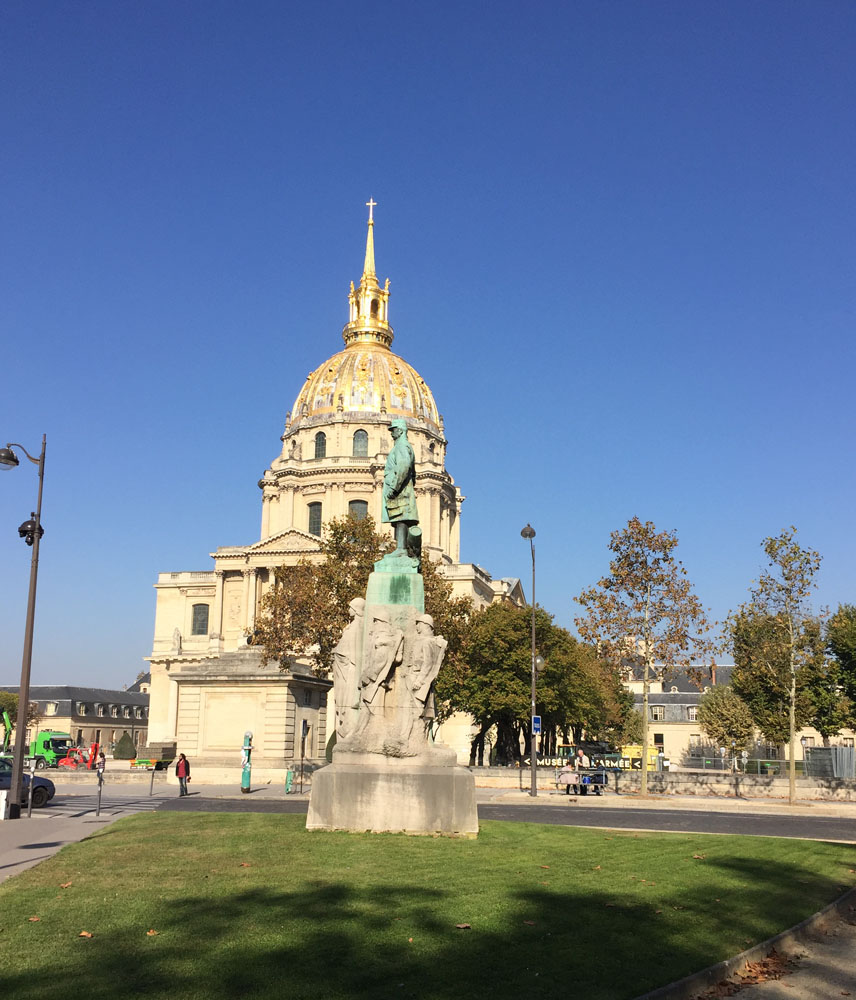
532,715 -> 542,734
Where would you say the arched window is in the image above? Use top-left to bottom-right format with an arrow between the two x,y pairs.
348,500 -> 368,521
370,298 -> 379,318
352,429 -> 368,457
191,604 -> 209,635
314,432 -> 326,459
308,502 -> 322,536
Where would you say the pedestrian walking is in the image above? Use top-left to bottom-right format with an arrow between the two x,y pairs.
175,753 -> 191,796
96,751 -> 106,777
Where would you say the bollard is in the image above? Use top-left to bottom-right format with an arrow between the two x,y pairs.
27,760 -> 36,818
96,770 -> 103,817
149,765 -> 156,796
241,731 -> 253,793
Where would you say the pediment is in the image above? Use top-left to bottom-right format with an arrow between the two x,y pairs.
247,529 -> 323,555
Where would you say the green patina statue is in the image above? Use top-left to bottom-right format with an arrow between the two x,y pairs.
382,418 -> 420,556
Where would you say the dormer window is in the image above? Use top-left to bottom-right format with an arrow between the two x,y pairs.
77,702 -> 88,716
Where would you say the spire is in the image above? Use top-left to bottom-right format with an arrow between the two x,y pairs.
343,199 -> 393,349
363,198 -> 377,279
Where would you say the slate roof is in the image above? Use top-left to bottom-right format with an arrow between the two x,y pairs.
0,685 -> 149,706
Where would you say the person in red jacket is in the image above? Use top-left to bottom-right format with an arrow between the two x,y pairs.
175,753 -> 191,796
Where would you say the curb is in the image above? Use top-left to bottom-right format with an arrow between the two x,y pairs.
632,885 -> 856,1000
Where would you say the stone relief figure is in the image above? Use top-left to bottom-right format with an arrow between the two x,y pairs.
360,614 -> 404,717
382,419 -> 419,551
409,613 -> 447,733
331,598 -> 365,739
171,628 -> 182,654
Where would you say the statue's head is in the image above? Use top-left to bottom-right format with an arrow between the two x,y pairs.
415,613 -> 434,633
389,418 -> 407,439
349,597 -> 365,617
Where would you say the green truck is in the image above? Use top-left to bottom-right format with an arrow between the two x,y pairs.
1,710 -> 75,768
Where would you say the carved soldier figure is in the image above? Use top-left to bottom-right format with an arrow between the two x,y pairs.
331,597 -> 365,738
410,613 -> 447,730
359,614 -> 404,719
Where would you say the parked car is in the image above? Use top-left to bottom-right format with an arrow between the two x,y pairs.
0,758 -> 57,807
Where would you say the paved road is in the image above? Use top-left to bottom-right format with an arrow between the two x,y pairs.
154,793 -> 856,842
477,802 -> 856,842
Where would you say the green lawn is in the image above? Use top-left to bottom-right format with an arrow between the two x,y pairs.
0,813 -> 853,1000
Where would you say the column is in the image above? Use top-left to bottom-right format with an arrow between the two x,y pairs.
210,570 -> 225,649
167,670 -> 179,739
241,569 -> 251,631
246,568 -> 258,632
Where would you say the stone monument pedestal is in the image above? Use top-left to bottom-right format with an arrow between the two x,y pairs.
307,749 -> 478,837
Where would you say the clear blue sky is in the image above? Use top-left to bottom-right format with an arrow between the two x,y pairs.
1,1 -> 854,689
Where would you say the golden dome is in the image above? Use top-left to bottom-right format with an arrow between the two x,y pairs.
292,343 -> 440,430
290,204 -> 440,432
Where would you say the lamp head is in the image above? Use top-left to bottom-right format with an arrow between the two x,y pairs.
0,447 -> 19,470
520,524 -> 535,540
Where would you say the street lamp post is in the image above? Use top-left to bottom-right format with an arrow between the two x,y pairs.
0,435 -> 46,820
520,524 -> 539,797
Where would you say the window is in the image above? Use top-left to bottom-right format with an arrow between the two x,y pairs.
687,707 -> 698,722
353,429 -> 368,456
348,500 -> 368,521
653,733 -> 664,746
308,503 -> 322,536
123,707 -> 131,719
111,706 -> 118,718
670,686 -> 678,693
370,298 -> 379,318
77,702 -> 88,716
45,702 -> 58,716
802,736 -> 815,747
191,603 -> 209,635
314,432 -> 326,459
303,689 -> 312,707
689,734 -> 701,746
650,705 -> 665,722
843,738 -> 854,748
134,707 -> 142,719
96,704 -> 105,717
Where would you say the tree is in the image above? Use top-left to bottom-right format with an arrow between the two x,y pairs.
730,612 -> 816,744
253,513 -> 472,680
0,690 -> 39,735
697,686 -> 755,752
443,602 -> 632,766
113,732 -> 137,760
726,526 -> 822,805
827,604 -> 856,712
254,514 -> 394,674
575,517 -> 715,795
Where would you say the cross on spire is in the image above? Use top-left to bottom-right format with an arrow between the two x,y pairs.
366,197 -> 377,223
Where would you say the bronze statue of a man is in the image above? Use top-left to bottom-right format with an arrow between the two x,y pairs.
382,418 -> 419,551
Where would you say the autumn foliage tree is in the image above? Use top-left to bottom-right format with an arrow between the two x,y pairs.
575,517 -> 715,795
253,514 -> 473,683
726,526 -> 822,805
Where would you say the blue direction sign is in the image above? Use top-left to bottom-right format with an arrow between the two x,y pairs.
532,715 -> 542,734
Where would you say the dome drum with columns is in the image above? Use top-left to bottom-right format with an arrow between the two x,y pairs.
143,206 -> 523,777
